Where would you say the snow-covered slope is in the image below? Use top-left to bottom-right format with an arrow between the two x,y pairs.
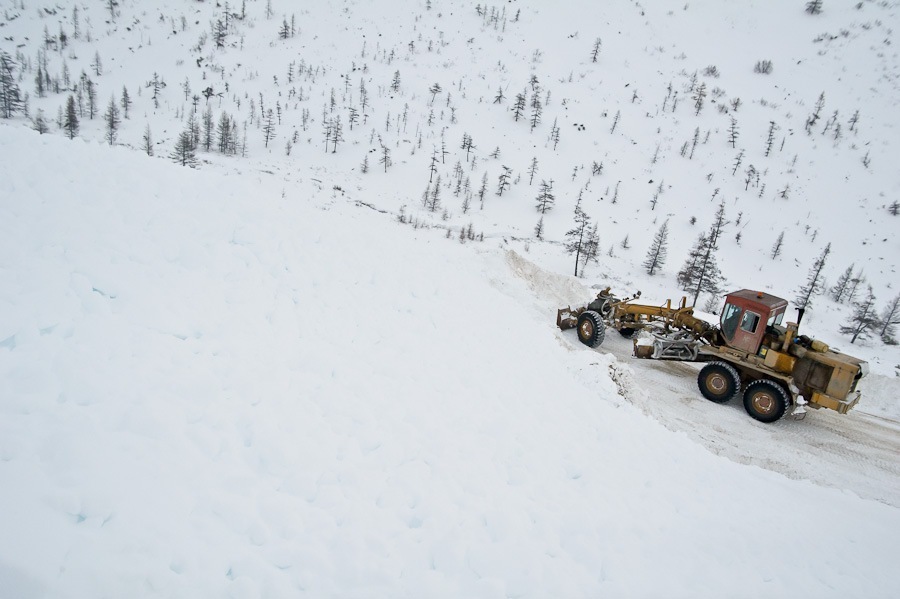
1,0 -> 898,374
3,1 -> 900,596
2,116 -> 900,599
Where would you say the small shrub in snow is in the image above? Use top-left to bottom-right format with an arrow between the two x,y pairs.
703,65 -> 720,78
754,60 -> 773,74
889,201 -> 900,216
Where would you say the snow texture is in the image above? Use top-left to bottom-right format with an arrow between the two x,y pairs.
2,0 -> 900,596
1,114 -> 899,599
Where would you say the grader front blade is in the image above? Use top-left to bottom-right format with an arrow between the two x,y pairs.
556,306 -> 584,331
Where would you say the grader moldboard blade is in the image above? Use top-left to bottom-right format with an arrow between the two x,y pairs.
556,306 -> 582,331
556,288 -> 621,332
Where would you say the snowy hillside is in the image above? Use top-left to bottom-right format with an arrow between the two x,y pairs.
0,0 -> 898,365
2,0 -> 900,597
2,122 -> 900,599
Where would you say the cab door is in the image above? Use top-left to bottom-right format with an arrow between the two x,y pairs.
721,302 -> 766,354
731,309 -> 764,354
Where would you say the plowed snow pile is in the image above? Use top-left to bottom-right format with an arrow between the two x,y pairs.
2,130 -> 900,597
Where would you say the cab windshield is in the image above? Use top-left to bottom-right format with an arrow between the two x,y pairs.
721,302 -> 741,340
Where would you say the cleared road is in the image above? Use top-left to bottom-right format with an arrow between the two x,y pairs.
566,324 -> 900,508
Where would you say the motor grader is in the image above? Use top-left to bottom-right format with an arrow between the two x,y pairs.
557,288 -> 868,423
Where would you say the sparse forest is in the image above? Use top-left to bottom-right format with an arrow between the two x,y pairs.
0,0 -> 895,348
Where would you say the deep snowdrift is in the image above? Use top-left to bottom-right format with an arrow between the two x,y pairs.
2,129 -> 899,598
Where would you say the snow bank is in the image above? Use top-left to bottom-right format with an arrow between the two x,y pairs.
2,128 -> 899,598
858,373 -> 900,422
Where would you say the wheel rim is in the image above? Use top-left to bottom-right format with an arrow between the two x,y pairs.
751,390 -> 776,415
579,319 -> 594,339
707,373 -> 727,395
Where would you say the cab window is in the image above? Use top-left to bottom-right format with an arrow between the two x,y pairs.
767,311 -> 784,327
721,302 -> 741,339
740,311 -> 760,334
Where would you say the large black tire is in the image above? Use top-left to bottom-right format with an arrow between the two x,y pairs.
576,310 -> 606,348
743,380 -> 790,423
697,361 -> 741,404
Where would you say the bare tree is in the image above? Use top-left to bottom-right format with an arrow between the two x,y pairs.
535,179 -> 555,214
590,37 -> 602,63
262,109 -> 276,147
830,265 -> 854,303
330,115 -> 344,153
380,144 -> 392,172
692,82 -> 707,116
63,95 -> 79,139
678,232 -> 724,306
527,156 -> 539,185
142,124 -> 153,156
0,51 -> 23,118
170,130 -> 198,167
727,117 -> 739,148
878,294 -> 900,344
512,92 -> 526,122
839,286 -> 877,344
579,223 -> 601,276
496,166 -> 512,196
425,177 -> 441,212
794,243 -> 831,310
534,216 -> 544,240
770,231 -> 785,260
805,91 -> 825,134
643,220 -> 670,276
461,133 -> 476,161
529,92 -> 542,131
92,51 -> 103,76
610,110 -> 620,134
32,109 -> 49,134
121,86 -> 131,119
764,121 -> 778,156
565,197 -> 592,277
103,95 -> 121,145
428,82 -> 442,104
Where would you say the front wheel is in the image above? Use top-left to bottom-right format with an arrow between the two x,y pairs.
743,380 -> 790,423
576,310 -> 606,348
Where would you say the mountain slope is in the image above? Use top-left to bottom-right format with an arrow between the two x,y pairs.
2,119 -> 900,598
1,0 -> 898,338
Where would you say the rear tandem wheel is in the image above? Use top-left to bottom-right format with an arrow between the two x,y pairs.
697,362 -> 741,404
743,379 -> 790,423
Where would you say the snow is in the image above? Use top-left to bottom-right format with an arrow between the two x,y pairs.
2,0 -> 900,596
1,116 -> 899,599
